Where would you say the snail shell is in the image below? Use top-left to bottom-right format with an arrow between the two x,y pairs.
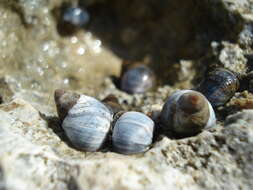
120,64 -> 156,94
57,6 -> 90,36
197,68 -> 239,107
63,7 -> 90,27
160,90 -> 216,136
112,111 -> 154,154
102,94 -> 123,115
54,89 -> 113,151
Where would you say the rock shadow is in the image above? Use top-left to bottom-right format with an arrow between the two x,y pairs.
84,0 -> 243,85
0,166 -> 6,190
39,113 -> 78,150
67,176 -> 81,190
40,112 -> 114,153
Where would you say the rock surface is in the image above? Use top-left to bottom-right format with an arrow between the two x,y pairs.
0,0 -> 253,189
0,99 -> 199,190
0,96 -> 253,190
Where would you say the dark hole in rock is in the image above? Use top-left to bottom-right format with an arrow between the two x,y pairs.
39,113 -> 75,148
67,176 -> 81,190
0,166 -> 6,190
85,0 -> 242,85
0,78 -> 14,104
238,54 -> 253,92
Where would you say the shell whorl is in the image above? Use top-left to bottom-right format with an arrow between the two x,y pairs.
197,68 -> 239,107
160,90 -> 216,136
54,89 -> 80,121
112,111 -> 154,154
55,90 -> 113,152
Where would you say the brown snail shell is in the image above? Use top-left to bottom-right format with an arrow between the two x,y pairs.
102,94 -> 123,115
160,90 -> 216,136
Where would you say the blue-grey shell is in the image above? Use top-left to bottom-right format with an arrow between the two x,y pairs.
160,90 -> 216,134
121,65 -> 155,94
112,111 -> 154,154
62,95 -> 113,151
197,68 -> 239,107
63,7 -> 90,27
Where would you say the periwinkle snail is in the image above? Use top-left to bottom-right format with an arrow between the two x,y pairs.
54,89 -> 113,151
197,68 -> 239,107
112,111 -> 154,154
160,90 -> 216,136
54,88 -> 215,154
120,64 -> 156,94
57,5 -> 90,35
54,90 -> 154,154
63,7 -> 90,27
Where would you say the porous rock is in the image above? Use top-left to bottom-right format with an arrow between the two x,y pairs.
218,42 -> 248,74
151,109 -> 253,190
0,98 -> 253,189
0,99 -> 199,190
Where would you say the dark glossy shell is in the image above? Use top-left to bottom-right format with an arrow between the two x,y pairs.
120,65 -> 155,94
63,7 -> 90,27
197,68 -> 239,107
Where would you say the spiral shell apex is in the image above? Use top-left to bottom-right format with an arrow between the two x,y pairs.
160,90 -> 216,136
54,90 -> 113,151
112,111 -> 154,154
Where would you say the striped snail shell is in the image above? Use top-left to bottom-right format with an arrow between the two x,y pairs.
112,111 -> 154,155
160,90 -> 216,136
54,89 -> 113,152
197,68 -> 239,107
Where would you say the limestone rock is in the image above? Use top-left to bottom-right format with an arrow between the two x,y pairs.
0,98 -> 253,189
0,99 -> 200,190
218,42 -> 248,74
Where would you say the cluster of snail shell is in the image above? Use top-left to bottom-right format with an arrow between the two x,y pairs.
55,89 -> 154,154
54,67 -> 240,155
